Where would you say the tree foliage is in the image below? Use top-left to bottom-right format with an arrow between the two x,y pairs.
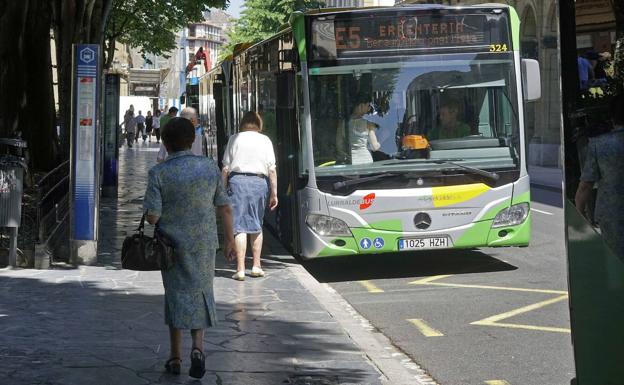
222,0 -> 324,58
105,0 -> 227,67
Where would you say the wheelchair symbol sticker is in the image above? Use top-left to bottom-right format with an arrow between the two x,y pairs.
373,237 -> 385,249
360,238 -> 372,250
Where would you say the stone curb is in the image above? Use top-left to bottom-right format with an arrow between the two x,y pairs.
288,263 -> 439,385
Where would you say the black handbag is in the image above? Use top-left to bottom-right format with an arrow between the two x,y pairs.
121,213 -> 177,271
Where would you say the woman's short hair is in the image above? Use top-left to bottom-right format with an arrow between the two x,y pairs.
162,117 -> 195,152
239,111 -> 263,132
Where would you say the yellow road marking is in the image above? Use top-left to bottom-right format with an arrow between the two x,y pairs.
409,275 -> 453,284
471,295 -> 570,333
409,277 -> 567,295
485,381 -> 511,385
407,318 -> 444,337
358,280 -> 384,293
409,275 -> 570,334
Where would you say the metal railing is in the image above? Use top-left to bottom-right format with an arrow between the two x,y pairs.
34,160 -> 70,262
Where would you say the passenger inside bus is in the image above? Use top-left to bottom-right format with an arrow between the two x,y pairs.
336,94 -> 381,165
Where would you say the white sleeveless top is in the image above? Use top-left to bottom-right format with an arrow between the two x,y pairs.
349,118 -> 373,165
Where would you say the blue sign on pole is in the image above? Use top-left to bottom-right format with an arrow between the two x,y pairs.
71,44 -> 100,243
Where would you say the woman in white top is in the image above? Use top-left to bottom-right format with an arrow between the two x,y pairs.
340,99 -> 381,165
222,111 -> 278,281
152,109 -> 161,142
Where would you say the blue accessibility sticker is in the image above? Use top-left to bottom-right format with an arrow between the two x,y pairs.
360,238 -> 372,250
373,237 -> 385,249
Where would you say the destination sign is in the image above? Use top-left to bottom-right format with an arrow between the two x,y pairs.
310,11 -> 511,61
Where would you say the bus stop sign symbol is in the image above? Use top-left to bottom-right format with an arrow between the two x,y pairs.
80,48 -> 95,64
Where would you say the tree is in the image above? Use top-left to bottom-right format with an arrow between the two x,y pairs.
0,1 -> 67,170
104,0 -> 227,69
222,0 -> 324,58
52,0 -> 113,159
1,0 -> 228,170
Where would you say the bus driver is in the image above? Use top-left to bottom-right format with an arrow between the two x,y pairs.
432,98 -> 471,140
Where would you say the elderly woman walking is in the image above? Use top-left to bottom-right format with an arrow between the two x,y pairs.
222,111 -> 278,281
143,117 -> 236,378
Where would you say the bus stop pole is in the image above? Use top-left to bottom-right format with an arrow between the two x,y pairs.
69,44 -> 101,265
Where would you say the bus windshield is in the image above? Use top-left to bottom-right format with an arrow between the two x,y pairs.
307,53 -> 520,178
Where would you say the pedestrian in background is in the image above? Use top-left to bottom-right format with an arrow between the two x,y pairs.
158,106 -> 178,144
122,110 -> 137,148
222,111 -> 278,281
136,110 -> 146,142
145,111 -> 153,142
153,109 -> 162,143
143,117 -> 236,378
157,107 -> 202,163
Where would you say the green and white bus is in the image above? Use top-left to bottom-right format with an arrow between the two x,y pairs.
199,4 -> 541,259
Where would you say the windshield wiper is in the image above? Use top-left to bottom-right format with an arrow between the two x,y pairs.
432,160 -> 500,181
332,172 -> 401,190
382,158 -> 500,182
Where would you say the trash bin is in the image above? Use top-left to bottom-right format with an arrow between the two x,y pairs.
0,155 -> 24,227
0,138 -> 28,267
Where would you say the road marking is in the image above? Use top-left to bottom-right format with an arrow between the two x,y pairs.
409,277 -> 567,295
471,294 -> 570,333
409,275 -> 453,284
410,275 -> 570,334
531,208 -> 554,215
485,381 -> 511,385
407,318 -> 445,337
358,280 -> 384,293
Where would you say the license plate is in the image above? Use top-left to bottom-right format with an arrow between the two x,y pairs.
398,237 -> 451,250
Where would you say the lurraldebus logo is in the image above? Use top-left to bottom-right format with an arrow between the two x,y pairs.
360,193 -> 376,210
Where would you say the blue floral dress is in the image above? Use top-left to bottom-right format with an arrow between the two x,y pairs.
143,151 -> 230,329
580,126 -> 624,260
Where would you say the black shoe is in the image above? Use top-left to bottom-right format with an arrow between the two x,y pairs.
189,348 -> 205,379
164,357 -> 181,375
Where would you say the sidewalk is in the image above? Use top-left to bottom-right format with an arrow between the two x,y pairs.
0,141 -> 427,385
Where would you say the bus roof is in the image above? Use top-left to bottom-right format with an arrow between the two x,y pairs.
208,3 -> 518,73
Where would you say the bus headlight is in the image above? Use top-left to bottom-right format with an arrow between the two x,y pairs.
492,203 -> 530,228
306,214 -> 352,237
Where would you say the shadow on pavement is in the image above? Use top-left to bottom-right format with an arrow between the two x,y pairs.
303,248 -> 517,283
0,273 -> 382,385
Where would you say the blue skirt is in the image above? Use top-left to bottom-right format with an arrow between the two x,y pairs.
228,174 -> 268,234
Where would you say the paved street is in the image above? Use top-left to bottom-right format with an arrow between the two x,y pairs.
0,142 -> 400,385
0,140 -> 575,385
304,187 -> 575,385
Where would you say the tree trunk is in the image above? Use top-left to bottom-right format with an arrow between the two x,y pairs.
0,0 -> 58,170
52,0 -> 111,157
0,1 -> 29,139
23,1 -> 59,169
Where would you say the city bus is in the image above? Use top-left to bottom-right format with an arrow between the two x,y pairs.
199,4 -> 541,259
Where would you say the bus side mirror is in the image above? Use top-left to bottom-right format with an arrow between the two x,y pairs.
522,59 -> 541,102
180,95 -> 186,105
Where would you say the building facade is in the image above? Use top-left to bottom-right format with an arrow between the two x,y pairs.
186,9 -> 232,73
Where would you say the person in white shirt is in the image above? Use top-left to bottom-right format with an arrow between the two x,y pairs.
157,107 -> 203,162
135,110 -> 146,142
222,111 -> 278,281
152,109 -> 161,142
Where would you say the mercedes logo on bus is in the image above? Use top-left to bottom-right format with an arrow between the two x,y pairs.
414,213 -> 432,230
